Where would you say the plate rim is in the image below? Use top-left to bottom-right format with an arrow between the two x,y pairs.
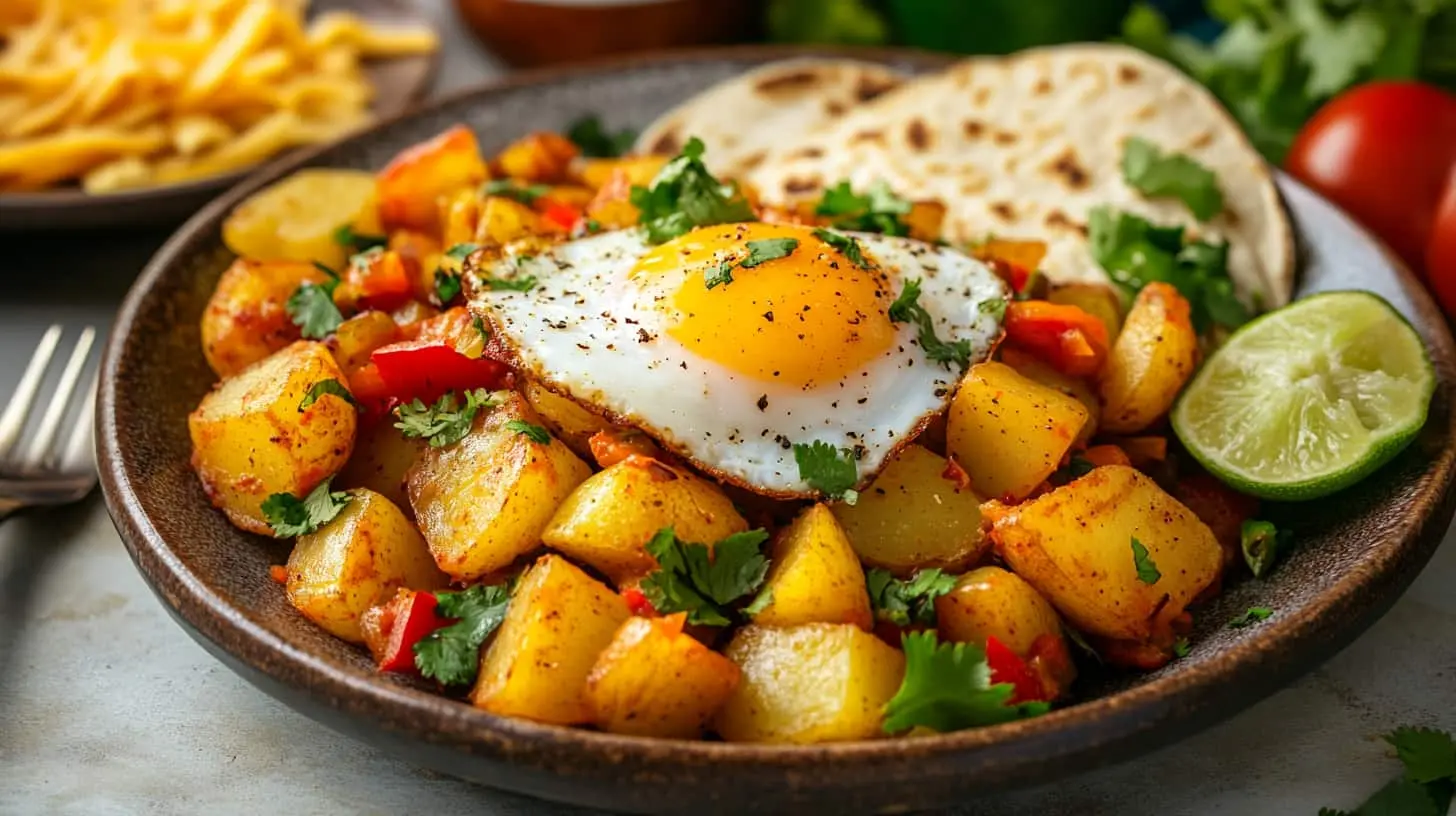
95,42 -> 1456,800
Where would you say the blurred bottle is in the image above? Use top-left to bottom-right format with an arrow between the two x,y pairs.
456,0 -> 763,68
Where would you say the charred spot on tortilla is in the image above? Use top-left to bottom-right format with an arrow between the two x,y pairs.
851,129 -> 886,145
1222,205 -> 1241,227
784,176 -> 822,195
1045,148 -> 1090,190
754,69 -> 823,95
1045,209 -> 1088,236
855,74 -> 899,102
1118,64 -> 1142,84
963,120 -> 986,140
1132,103 -> 1157,121
739,149 -> 769,171
1188,131 -> 1215,150
824,99 -> 849,117
973,86 -> 992,106
990,201 -> 1016,222
788,146 -> 824,160
650,130 -> 681,156
960,178 -> 988,195
1032,78 -> 1052,95
993,130 -> 1018,146
907,119 -> 932,151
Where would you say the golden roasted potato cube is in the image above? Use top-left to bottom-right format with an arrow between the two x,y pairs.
542,457 -> 748,585
992,465 -> 1222,643
407,392 -> 591,581
337,418 -> 424,514
222,169 -> 381,269
578,155 -> 668,190
201,258 -> 332,379
521,380 -> 610,459
832,445 -> 985,576
905,200 -> 947,242
935,566 -> 1064,656
999,347 -> 1100,447
948,361 -> 1089,501
1047,282 -> 1124,340
438,188 -> 482,248
472,554 -> 630,724
541,185 -> 595,208
754,504 -> 871,630
377,125 -> 488,234
496,132 -> 579,182
474,196 -> 547,245
286,489 -> 447,643
327,310 -> 398,374
715,624 -> 905,743
585,169 -> 640,230
585,613 -> 741,738
1099,282 -> 1199,434
189,341 -> 358,535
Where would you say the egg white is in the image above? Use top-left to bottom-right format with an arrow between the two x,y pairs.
467,227 -> 1006,497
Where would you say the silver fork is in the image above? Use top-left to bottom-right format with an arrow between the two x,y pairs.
0,325 -> 99,521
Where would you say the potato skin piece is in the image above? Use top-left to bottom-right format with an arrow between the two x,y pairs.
407,392 -> 591,581
585,614 -> 741,738
285,489 -> 447,643
201,258 -> 331,379
992,465 -> 1222,643
935,566 -> 1064,656
1098,282 -> 1199,434
472,554 -> 630,724
947,361 -> 1089,501
999,348 -> 1100,447
832,444 -> 986,577
715,624 -> 905,743
221,169 -> 381,270
754,504 -> 872,630
542,457 -> 747,585
189,341 -> 358,534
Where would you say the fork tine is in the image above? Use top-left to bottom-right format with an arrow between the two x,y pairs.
0,324 -> 62,455
63,373 -> 98,470
22,327 -> 95,468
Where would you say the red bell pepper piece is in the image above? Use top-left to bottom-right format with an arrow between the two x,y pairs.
1003,300 -> 1110,378
374,590 -> 446,674
345,250 -> 415,312
347,361 -> 396,418
985,635 -> 1047,704
621,586 -> 657,617
540,200 -> 583,232
370,341 -> 507,405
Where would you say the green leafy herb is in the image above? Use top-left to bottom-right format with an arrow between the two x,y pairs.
706,237 -> 800,289
1121,136 -> 1224,222
1131,537 -> 1161,584
311,260 -> 340,279
882,631 -> 1050,734
1242,519 -> 1292,578
978,297 -> 1007,322
482,179 -> 550,205
630,137 -> 756,244
1172,637 -> 1192,659
348,246 -> 384,274
445,242 -> 480,261
766,0 -> 888,46
1066,455 -> 1096,479
1227,606 -> 1274,628
1389,728 -> 1456,785
866,568 -> 956,627
434,270 -> 462,305
639,527 -> 772,626
743,586 -> 775,617
566,114 -> 637,158
505,419 -> 550,444
413,584 -> 512,687
332,224 -> 388,253
298,379 -> 357,412
260,478 -> 350,538
815,180 -> 911,235
286,279 -> 344,339
887,278 -> 976,372
478,274 -> 538,293
584,218 -> 603,234
394,389 -> 497,448
811,227 -> 869,268
472,316 -> 490,345
1321,727 -> 1456,816
792,440 -> 859,504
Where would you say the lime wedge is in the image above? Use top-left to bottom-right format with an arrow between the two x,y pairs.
1171,291 -> 1434,501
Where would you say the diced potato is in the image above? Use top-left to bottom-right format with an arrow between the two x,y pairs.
999,348 -> 1100,447
1048,282 -> 1124,340
947,361 -> 1089,501
753,504 -> 871,630
201,258 -> 331,379
1099,282 -> 1199,434
935,566 -> 1063,656
496,132 -> 579,182
992,465 -> 1222,644
474,196 -> 547,245
285,489 -> 447,643
585,614 -> 741,738
715,624 -> 905,743
541,185 -> 594,208
337,418 -> 424,514
377,125 -> 488,234
189,341 -> 358,534
578,155 -> 667,190
905,200 -> 947,242
472,554 -> 630,724
407,392 -> 591,581
832,445 -> 986,576
438,188 -> 482,248
542,457 -> 747,585
585,168 -> 640,230
521,380 -> 610,459
327,310 -> 398,374
222,169 -> 381,269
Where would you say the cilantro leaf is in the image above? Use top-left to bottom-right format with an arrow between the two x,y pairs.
478,274 -> 538,293
1121,136 -> 1225,222
482,179 -> 550,205
413,584 -> 512,687
261,478 -> 351,538
445,242 -> 480,261
434,269 -> 462,305
1172,636 -> 1192,659
472,316 -> 490,345
1388,728 -> 1456,785
394,389 -> 497,447
298,378 -> 358,412
866,568 -> 955,627
286,280 -> 344,339
882,631 -> 1050,734
630,137 -> 756,244
639,527 -> 771,626
312,261 -> 340,279
812,227 -> 869,268
1131,537 -> 1161,584
1325,778 -> 1449,816
1228,606 -> 1274,628
887,278 -> 976,372
744,586 -> 774,617
706,237 -> 800,289
792,440 -> 859,503
332,224 -> 388,254
505,419 -> 550,444
1066,455 -> 1096,479
1242,519 -> 1292,578
766,0 -> 889,46
815,180 -> 911,235
566,114 -> 636,158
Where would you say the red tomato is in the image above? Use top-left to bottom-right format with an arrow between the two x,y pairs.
1285,82 -> 1456,272
1426,166 -> 1456,317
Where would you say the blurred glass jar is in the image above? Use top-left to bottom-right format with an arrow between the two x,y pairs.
456,0 -> 763,67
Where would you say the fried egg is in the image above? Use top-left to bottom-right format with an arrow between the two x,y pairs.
466,222 -> 1006,498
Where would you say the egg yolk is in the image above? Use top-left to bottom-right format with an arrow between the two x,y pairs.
633,222 -> 897,387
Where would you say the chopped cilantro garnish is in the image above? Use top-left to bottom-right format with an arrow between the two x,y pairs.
1121,137 -> 1224,222
505,419 -> 550,444
639,527 -> 771,626
434,270 -> 462,305
286,279 -> 344,339
445,242 -> 479,261
348,246 -> 384,273
1131,537 -> 1161,584
814,180 -> 911,235
1321,727 -> 1456,816
978,296 -> 1007,321
887,278 -> 975,372
882,631 -> 1050,734
1172,636 -> 1192,659
792,440 -> 859,504
332,224 -> 388,253
812,227 -> 869,268
482,179 -> 550,205
298,379 -> 357,412
866,568 -> 955,627
478,274 -> 538,293
630,137 -> 756,244
584,218 -> 603,234
472,316 -> 490,345
394,389 -> 497,448
566,114 -> 637,158
311,260 -> 340,279
1227,606 -> 1274,628
743,586 -> 774,617
1065,455 -> 1096,479
413,584 -> 512,687
1388,728 -> 1456,785
1241,519 -> 1291,579
261,478 -> 350,538
706,237 -> 800,289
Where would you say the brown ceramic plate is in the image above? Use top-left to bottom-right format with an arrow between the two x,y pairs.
0,0 -> 437,233
98,46 -> 1456,814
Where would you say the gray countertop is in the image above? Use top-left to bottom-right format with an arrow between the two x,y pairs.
1,3 -> 1453,813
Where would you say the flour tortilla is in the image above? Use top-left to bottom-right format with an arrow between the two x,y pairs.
635,58 -> 906,182
742,44 -> 1294,307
